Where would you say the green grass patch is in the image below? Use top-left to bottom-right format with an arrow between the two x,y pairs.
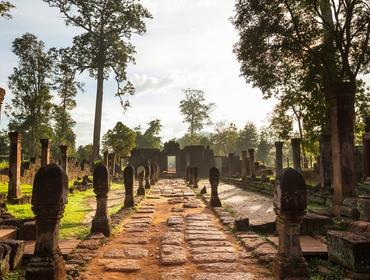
0,182 -> 33,196
108,204 -> 122,216
111,182 -> 123,191
0,161 -> 9,169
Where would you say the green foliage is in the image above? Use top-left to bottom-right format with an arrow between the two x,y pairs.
0,1 -> 14,19
50,48 -> 82,158
3,271 -> 21,280
0,130 -> 9,155
179,89 -> 215,138
255,128 -> 273,164
135,119 -> 162,149
235,121 -> 259,154
211,122 -> 239,156
309,258 -> 345,280
102,122 -> 136,159
0,161 -> 8,169
177,132 -> 213,149
44,0 -> 152,160
7,33 -> 54,157
76,144 -> 93,162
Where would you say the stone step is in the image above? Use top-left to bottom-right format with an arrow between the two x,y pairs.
267,235 -> 327,256
0,228 -> 17,240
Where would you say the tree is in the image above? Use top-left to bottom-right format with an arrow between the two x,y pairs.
255,128 -> 273,165
0,1 -> 14,18
102,122 -> 136,161
51,48 -> 82,158
44,0 -> 152,160
235,121 -> 259,154
135,119 -> 162,149
212,122 -> 239,156
7,33 -> 54,157
76,144 -> 93,162
0,130 -> 9,155
179,89 -> 215,139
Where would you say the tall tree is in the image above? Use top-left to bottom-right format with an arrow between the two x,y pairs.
212,122 -> 238,156
51,48 -> 82,158
0,1 -> 14,18
44,0 -> 152,160
7,33 -> 54,157
135,119 -> 162,149
102,122 -> 136,161
235,121 -> 259,154
255,128 -> 273,165
179,89 -> 215,139
76,144 -> 93,162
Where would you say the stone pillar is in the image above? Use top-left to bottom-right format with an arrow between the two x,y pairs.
209,167 -> 222,207
91,163 -> 111,237
103,150 -> 109,167
150,163 -> 155,185
329,82 -> 357,215
193,167 -> 199,188
137,166 -> 145,196
25,164 -> 67,280
109,153 -> 116,176
189,167 -> 194,186
248,149 -> 256,180
228,153 -> 234,177
363,116 -> 370,183
144,163 -> 151,189
272,168 -> 308,279
291,138 -> 301,171
246,157 -> 251,176
241,151 -> 247,180
185,166 -> 190,182
319,135 -> 332,192
275,142 -> 283,176
40,139 -> 51,167
8,132 -> 22,201
124,165 -> 134,208
59,145 -> 68,174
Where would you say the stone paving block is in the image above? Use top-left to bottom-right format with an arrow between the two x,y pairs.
188,240 -> 233,247
103,259 -> 140,272
160,268 -> 186,280
186,234 -> 226,241
136,209 -> 155,213
168,216 -> 184,226
191,272 -> 255,280
125,227 -> 147,233
162,232 -> 184,246
124,222 -> 149,228
121,237 -> 149,245
186,230 -> 221,235
103,247 -> 148,259
197,262 -> 244,272
241,238 -> 267,251
191,246 -> 235,254
192,252 -> 237,263
160,245 -> 187,265
131,214 -> 153,219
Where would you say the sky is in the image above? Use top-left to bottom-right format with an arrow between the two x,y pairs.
0,0 -> 278,146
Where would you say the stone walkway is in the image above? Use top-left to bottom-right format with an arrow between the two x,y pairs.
199,179 -> 275,227
80,179 -> 272,280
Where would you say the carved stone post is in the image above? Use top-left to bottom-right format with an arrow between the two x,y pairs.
124,165 -> 135,208
209,167 -> 222,207
319,135 -> 332,192
145,163 -> 151,189
59,145 -> 68,174
248,149 -> 256,180
228,153 -> 234,177
185,166 -> 190,182
40,139 -> 51,167
8,132 -> 22,201
241,151 -> 247,180
273,168 -> 308,279
329,82 -> 357,215
91,164 -> 111,237
291,138 -> 301,171
137,166 -> 145,196
275,142 -> 283,176
246,157 -> 251,177
25,164 -> 67,280
150,163 -> 155,185
193,167 -> 199,188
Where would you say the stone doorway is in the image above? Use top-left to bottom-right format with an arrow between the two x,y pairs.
167,156 -> 176,173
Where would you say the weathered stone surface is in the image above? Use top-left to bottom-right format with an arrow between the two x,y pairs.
162,232 -> 184,246
192,272 -> 255,280
167,216 -> 184,226
189,240 -> 232,247
0,244 -> 11,277
124,165 -> 135,208
160,268 -> 185,280
186,234 -> 226,241
160,245 -> 187,265
121,237 -> 149,245
104,259 -> 140,272
327,230 -> 370,272
0,239 -> 25,269
103,247 -> 148,259
197,262 -> 244,273
192,252 -> 237,263
191,246 -> 235,254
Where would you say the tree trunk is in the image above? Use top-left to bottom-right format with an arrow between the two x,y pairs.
92,64 -> 104,161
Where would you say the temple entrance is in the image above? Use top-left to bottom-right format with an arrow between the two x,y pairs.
167,156 -> 176,173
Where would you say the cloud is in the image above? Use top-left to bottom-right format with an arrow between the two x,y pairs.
130,73 -> 175,94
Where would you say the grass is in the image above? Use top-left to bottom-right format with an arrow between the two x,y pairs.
308,258 -> 345,280
0,161 -> 9,169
